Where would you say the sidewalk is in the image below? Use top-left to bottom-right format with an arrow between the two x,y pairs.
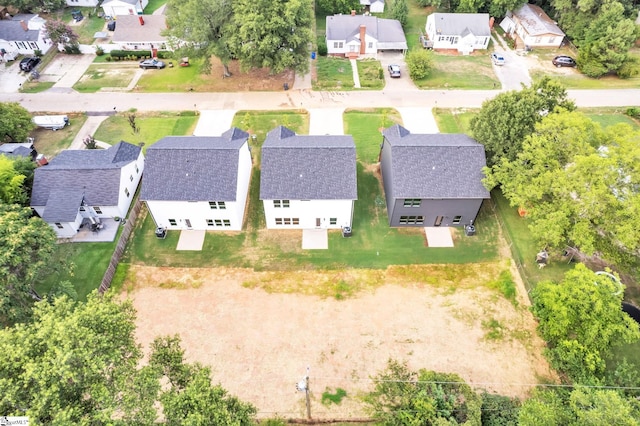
69,115 -> 111,150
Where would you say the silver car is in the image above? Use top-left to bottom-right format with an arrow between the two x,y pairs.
139,59 -> 166,69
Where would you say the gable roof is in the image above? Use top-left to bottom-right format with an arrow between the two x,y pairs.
427,13 -> 490,37
112,14 -> 167,43
31,141 -> 141,209
382,124 -> 489,199
512,4 -> 564,37
326,15 -> 407,49
102,0 -> 138,5
0,18 -> 40,42
260,126 -> 357,200
140,128 -> 249,202
42,188 -> 84,222
0,143 -> 34,157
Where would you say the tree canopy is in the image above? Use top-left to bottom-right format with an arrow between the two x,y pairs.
0,102 -> 35,144
43,19 -> 79,47
5,0 -> 65,13
316,0 -> 360,14
531,264 -> 640,384
470,77 -> 575,166
0,156 -> 30,206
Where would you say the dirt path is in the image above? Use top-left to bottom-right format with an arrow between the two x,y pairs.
125,265 -> 553,420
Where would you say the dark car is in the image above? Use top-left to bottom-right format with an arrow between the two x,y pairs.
139,59 -> 166,69
19,57 -> 41,72
388,64 -> 401,78
552,55 -> 576,68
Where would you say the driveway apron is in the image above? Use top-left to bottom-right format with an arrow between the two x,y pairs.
193,110 -> 237,136
308,108 -> 345,135
397,107 -> 439,133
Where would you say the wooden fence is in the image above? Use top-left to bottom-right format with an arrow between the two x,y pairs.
98,199 -> 143,294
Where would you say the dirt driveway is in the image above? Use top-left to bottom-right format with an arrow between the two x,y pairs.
125,263 -> 553,420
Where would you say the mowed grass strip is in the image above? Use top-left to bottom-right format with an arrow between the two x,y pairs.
414,54 -> 499,90
356,59 -> 385,90
313,56 -> 355,90
344,108 -> 403,163
73,64 -> 139,93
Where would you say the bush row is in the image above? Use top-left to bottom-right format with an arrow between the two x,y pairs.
108,50 -> 170,60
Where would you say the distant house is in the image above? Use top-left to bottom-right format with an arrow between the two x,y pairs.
500,4 -> 565,48
360,0 -> 385,13
379,125 -> 489,228
425,13 -> 490,53
102,0 -> 148,17
260,126 -> 357,230
31,142 -> 144,238
0,14 -> 52,59
326,13 -> 407,58
65,0 -> 99,7
0,142 -> 36,160
112,14 -> 168,50
140,128 -> 252,231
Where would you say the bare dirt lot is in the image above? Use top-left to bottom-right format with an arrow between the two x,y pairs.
124,263 -> 553,420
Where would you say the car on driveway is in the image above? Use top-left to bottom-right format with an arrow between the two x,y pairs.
388,64 -> 401,78
139,59 -> 166,69
552,55 -> 576,67
20,57 -> 41,72
491,52 -> 505,66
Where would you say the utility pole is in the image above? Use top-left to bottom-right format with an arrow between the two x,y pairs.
305,368 -> 311,420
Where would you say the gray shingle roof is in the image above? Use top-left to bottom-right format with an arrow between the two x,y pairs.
326,15 -> 407,49
428,13 -> 490,37
42,188 -> 84,222
0,20 -> 40,42
31,141 -> 141,209
112,15 -> 167,43
140,128 -> 249,202
512,4 -> 564,37
382,124 -> 489,199
102,0 -> 138,5
0,143 -> 34,158
260,126 -> 357,200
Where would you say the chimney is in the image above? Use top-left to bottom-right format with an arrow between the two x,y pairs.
20,20 -> 27,31
359,25 -> 366,54
138,16 -> 144,25
351,9 -> 356,16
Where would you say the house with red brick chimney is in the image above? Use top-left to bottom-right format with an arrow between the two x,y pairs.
0,14 -> 52,59
112,14 -> 169,51
326,13 -> 407,58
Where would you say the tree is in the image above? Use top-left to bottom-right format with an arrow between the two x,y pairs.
316,0 -> 360,14
0,102 -> 35,143
487,0 -> 526,18
391,0 -> 409,29
405,49 -> 434,80
480,393 -> 521,426
0,156 -> 29,205
43,20 -> 79,51
364,359 -> 482,425
470,77 -> 575,166
8,0 -> 65,13
228,0 -> 314,74
531,264 -> 640,383
0,204 -> 57,327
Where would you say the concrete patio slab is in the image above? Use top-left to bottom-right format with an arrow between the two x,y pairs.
67,218 -> 119,243
302,229 -> 328,249
177,230 -> 206,251
424,227 -> 454,247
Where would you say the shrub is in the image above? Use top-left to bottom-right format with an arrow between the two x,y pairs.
617,58 -> 640,79
405,48 -> 434,80
95,46 -> 104,56
625,107 -> 640,118
105,55 -> 112,62
317,41 -> 327,56
481,393 -> 521,426
34,49 -> 42,57
64,44 -> 81,54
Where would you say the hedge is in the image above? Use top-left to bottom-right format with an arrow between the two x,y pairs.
109,50 -> 169,60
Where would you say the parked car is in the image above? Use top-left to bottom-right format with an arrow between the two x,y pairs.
19,57 -> 40,72
139,59 -> 166,69
388,64 -> 401,78
491,52 -> 505,66
552,55 -> 576,67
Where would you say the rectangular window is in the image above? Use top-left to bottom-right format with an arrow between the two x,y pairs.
293,218 -> 299,225
330,218 -> 337,225
274,200 -> 290,208
218,202 -> 226,210
282,200 -> 289,208
223,220 -> 231,227
79,206 -> 85,212
209,201 -> 217,209
339,42 -> 344,48
169,219 -> 177,226
135,164 -> 139,174
130,175 -> 134,182
368,42 -> 373,48
206,219 -> 214,226
453,216 -> 462,225
29,42 -> 38,49
275,218 -> 283,225
215,219 -> 223,226
93,207 -> 102,214
124,188 -> 130,197
548,37 -> 555,44
208,201 -> 226,209
284,218 -> 291,225
403,199 -> 421,207
55,222 -> 64,229
399,215 -> 425,225
273,200 -> 281,208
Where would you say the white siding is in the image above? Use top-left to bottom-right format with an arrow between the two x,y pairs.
146,200 -> 244,231
327,38 -> 347,55
66,0 -> 99,6
235,142 -> 253,227
115,151 -> 144,218
49,213 -> 82,238
263,199 -> 353,229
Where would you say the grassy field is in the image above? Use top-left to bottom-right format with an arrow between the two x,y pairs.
344,108 -> 403,163
313,56 -> 356,90
73,64 -> 138,92
356,59 -> 385,89
405,2 -> 433,51
19,81 -> 55,93
31,113 -> 88,158
52,8 -> 107,44
583,108 -> 640,129
434,108 -> 477,134
144,0 -> 167,14
93,112 -> 198,150
414,54 -> 499,89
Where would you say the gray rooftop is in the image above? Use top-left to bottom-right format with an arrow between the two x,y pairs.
140,128 -> 249,202
512,4 -> 564,37
102,0 -> 139,5
382,124 -> 490,199
260,126 -> 357,200
428,13 -> 490,37
326,15 -> 407,49
43,188 -> 85,222
0,20 -> 40,42
0,143 -> 34,158
31,141 -> 141,209
112,15 -> 167,43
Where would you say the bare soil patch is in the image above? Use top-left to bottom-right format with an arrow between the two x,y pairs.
203,57 -> 295,92
124,264 -> 553,420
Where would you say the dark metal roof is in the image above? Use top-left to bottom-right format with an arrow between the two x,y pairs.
260,126 -> 357,200
382,124 -> 490,199
140,129 -> 249,202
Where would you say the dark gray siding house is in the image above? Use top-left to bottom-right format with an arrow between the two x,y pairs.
379,124 -> 490,227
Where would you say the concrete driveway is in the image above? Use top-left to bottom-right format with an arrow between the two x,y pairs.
492,50 -> 532,90
397,107 -> 439,133
309,108 -> 345,135
377,51 -> 417,91
193,110 -> 237,136
0,61 -> 28,93
46,54 -> 96,90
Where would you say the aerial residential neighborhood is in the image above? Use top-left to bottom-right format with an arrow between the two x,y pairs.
0,0 -> 640,423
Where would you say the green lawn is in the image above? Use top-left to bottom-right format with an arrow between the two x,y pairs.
356,59 -> 385,89
433,108 -> 477,134
414,54 -> 499,90
19,81 -> 55,93
405,2 -> 433,51
93,112 -> 198,150
344,108 -> 403,163
583,109 -> 640,129
31,113 -> 88,158
144,0 -> 167,14
55,8 -> 107,44
73,64 -> 138,93
313,56 -> 355,90
135,59 -> 205,92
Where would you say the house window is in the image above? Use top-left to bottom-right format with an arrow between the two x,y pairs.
209,201 -> 226,209
124,188 -> 130,197
17,42 -> 26,49
207,219 -> 215,226
333,42 -> 343,48
399,215 -> 424,225
55,222 -> 64,229
135,164 -> 139,174
223,220 -> 231,227
403,199 -> 421,207
293,218 -> 299,225
274,200 -> 290,208
93,207 -> 102,214
215,219 -> 223,226
368,42 -> 373,48
79,206 -> 85,212
453,216 -> 462,225
29,42 -> 38,49
548,37 -> 555,44
330,218 -> 337,225
275,218 -> 283,225
130,175 -> 134,182
169,219 -> 177,226
284,218 -> 291,225
535,37 -> 542,43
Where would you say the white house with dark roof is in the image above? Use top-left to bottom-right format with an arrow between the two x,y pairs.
30,142 -> 144,238
425,13 -> 490,53
102,0 -> 148,17
500,4 -> 565,48
112,14 -> 169,50
0,14 -> 52,58
65,0 -> 99,7
326,14 -> 407,58
140,128 -> 251,231
360,0 -> 385,13
260,126 -> 357,230
379,125 -> 489,228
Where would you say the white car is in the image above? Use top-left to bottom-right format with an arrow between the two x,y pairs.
491,52 -> 505,66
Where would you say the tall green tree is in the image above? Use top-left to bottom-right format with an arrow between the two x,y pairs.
470,77 -> 575,166
532,264 -> 640,384
405,48 -> 434,79
7,0 -> 65,13
0,102 -> 35,143
228,0 -> 314,74
0,204 -> 57,326
391,0 -> 409,28
316,0 -> 360,14
0,156 -> 29,205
